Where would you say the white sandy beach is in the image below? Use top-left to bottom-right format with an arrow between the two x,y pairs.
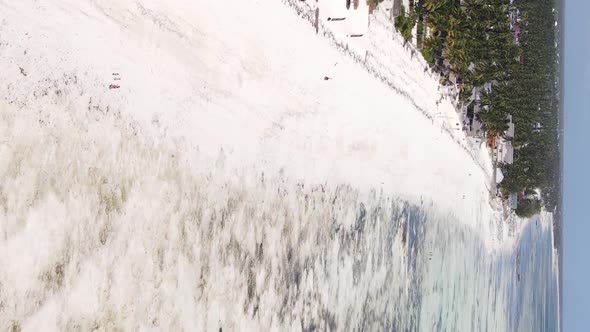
0,0 -> 546,329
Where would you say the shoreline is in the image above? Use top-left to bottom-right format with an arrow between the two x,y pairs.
283,0 -> 524,250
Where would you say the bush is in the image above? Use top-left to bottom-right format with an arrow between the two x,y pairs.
515,198 -> 542,218
367,0 -> 384,6
421,46 -> 435,65
394,7 -> 415,42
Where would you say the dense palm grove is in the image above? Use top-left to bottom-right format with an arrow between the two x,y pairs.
393,0 -> 559,217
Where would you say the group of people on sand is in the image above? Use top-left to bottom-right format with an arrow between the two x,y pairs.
322,15 -> 365,80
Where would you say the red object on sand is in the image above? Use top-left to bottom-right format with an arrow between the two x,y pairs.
109,84 -> 120,89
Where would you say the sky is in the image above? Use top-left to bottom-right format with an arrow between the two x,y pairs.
563,0 -> 590,331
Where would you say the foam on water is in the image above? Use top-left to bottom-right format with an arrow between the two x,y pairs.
0,100 -> 421,330
1,101 -> 556,331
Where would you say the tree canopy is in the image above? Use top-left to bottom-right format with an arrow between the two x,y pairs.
395,0 -> 559,216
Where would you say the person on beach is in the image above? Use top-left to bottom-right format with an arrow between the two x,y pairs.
323,76 -> 332,80
327,17 -> 346,21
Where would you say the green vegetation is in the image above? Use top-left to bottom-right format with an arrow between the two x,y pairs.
395,0 -> 559,217
394,6 -> 416,42
367,0 -> 385,7
420,45 -> 434,65
501,1 -> 560,214
516,198 -> 542,218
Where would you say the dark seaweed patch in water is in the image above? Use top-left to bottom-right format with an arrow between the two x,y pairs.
356,202 -> 366,231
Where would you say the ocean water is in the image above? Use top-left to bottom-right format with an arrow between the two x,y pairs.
0,102 -> 559,331
508,217 -> 560,332
418,211 -> 558,332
